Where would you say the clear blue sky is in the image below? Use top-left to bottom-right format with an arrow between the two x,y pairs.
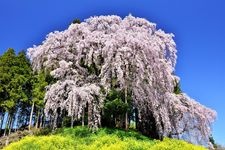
0,0 -> 224,145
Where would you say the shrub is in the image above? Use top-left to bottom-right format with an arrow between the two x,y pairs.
33,127 -> 52,136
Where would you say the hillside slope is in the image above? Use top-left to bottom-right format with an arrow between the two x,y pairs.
4,126 -> 206,150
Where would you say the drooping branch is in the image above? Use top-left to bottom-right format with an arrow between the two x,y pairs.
27,15 -> 216,147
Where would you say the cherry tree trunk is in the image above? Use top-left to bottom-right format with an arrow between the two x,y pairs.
71,115 -> 74,128
82,108 -> 85,127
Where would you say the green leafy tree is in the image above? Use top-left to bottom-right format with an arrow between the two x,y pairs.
12,51 -> 33,132
29,71 -> 49,130
0,49 -> 33,136
102,89 -> 130,128
28,69 -> 56,130
0,49 -> 17,136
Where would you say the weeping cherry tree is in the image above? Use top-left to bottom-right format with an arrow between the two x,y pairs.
27,15 -> 216,147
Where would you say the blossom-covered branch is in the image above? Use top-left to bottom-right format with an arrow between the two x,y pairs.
27,15 -> 216,147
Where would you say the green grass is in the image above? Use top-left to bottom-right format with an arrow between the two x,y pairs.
4,126 -> 206,150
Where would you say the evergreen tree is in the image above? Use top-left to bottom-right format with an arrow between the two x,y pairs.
15,51 -> 33,130
0,48 -> 17,136
0,49 -> 32,135
29,71 -> 49,130
102,89 -> 129,128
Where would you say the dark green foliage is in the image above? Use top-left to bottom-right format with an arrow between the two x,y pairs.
33,127 -> 52,136
0,49 -> 32,112
102,89 -> 130,128
104,98 -> 128,116
0,49 -> 47,135
0,49 -> 17,111
44,70 -> 56,85
30,70 -> 55,129
72,19 -> 81,24
0,49 -> 34,137
174,81 -> 182,94
79,58 -> 100,75
87,63 -> 100,75
209,135 -> 217,149
32,71 -> 51,107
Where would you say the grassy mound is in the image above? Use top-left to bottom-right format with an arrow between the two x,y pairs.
4,126 -> 206,150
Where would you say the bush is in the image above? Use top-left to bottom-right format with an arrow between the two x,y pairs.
33,127 -> 52,136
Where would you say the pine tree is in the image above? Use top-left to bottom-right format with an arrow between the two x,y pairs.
0,49 -> 17,136
0,49 -> 33,136
29,71 -> 49,130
